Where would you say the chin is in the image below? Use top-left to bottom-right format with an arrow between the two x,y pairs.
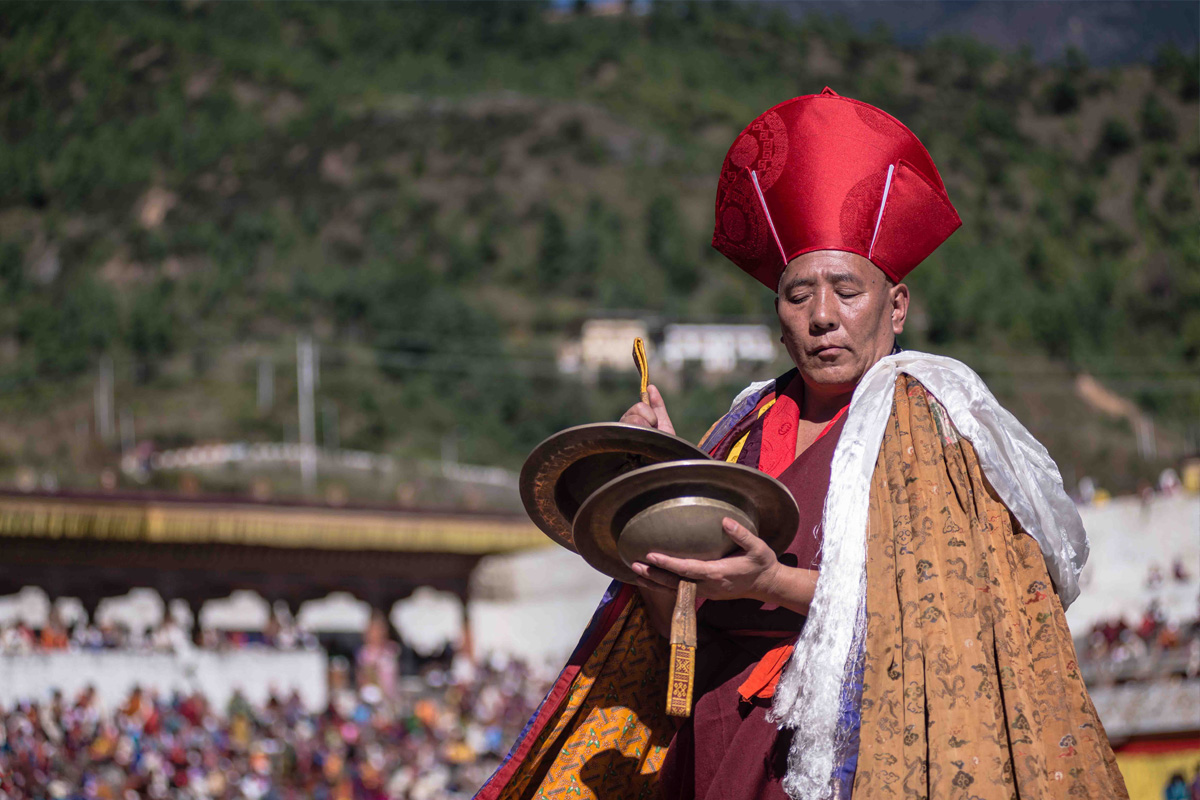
800,360 -> 862,388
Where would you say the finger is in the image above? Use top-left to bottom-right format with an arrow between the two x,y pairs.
619,402 -> 658,429
721,517 -> 765,552
646,385 -> 675,435
644,552 -> 714,581
631,561 -> 680,590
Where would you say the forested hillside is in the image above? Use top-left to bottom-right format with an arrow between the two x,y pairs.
0,2 -> 1196,500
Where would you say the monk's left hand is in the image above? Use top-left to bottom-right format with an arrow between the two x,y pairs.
630,517 -> 783,603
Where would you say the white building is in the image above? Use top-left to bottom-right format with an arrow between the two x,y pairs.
660,324 -> 776,374
557,319 -> 649,374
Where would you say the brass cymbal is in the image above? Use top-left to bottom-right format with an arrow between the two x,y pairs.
572,459 -> 799,583
519,422 -> 710,552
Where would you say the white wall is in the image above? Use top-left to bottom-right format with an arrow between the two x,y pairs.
0,649 -> 327,713
470,547 -> 612,663
1067,494 -> 1200,631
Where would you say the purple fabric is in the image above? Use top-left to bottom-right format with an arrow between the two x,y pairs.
697,382 -> 777,455
834,641 -> 865,800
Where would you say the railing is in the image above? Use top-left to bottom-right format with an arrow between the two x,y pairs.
123,442 -> 519,488
1079,646 -> 1198,685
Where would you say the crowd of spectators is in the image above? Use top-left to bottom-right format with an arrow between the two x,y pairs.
1074,466 -> 1194,506
0,633 -> 551,799
3,571 -> 1197,799
1080,599 -> 1200,681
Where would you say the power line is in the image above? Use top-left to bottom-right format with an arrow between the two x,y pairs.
150,338 -> 1200,379
6,340 -> 1199,398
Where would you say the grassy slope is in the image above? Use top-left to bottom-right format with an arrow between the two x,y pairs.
0,2 -> 1196,500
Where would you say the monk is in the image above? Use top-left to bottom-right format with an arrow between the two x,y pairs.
476,89 -> 1128,800
625,247 -> 900,799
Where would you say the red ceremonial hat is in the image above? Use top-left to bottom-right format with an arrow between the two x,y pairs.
712,88 -> 961,289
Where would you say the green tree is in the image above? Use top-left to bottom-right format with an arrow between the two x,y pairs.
128,280 -> 178,364
1141,94 -> 1177,142
645,195 -> 697,294
1043,78 -> 1079,114
1153,45 -> 1200,102
18,281 -> 119,378
536,207 -> 569,289
1093,117 -> 1134,161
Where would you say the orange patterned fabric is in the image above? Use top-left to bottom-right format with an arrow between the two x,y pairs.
496,598 -> 677,800
852,376 -> 1128,799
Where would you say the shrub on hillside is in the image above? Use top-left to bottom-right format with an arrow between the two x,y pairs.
1140,94 -> 1177,142
1094,118 -> 1135,161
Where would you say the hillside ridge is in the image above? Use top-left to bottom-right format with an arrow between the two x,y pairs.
0,2 -> 1196,501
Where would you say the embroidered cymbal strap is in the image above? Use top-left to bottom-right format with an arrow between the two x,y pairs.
667,580 -> 697,717
632,337 -> 650,404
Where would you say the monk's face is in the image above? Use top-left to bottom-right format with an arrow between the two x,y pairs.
774,250 -> 909,395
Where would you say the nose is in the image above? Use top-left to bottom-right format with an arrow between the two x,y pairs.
809,287 -> 839,333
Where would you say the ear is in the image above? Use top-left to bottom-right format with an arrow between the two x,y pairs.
890,282 -> 910,336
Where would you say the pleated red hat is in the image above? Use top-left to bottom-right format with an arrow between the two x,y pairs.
712,88 -> 961,289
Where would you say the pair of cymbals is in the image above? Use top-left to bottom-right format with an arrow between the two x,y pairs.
519,422 -> 799,583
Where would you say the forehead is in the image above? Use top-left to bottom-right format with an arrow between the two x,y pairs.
780,250 -> 880,285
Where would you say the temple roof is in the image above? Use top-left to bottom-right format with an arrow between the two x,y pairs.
0,491 -> 546,555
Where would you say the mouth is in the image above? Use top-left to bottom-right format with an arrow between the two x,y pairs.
809,345 -> 846,357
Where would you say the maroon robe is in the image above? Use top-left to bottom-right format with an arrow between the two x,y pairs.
658,376 -> 847,800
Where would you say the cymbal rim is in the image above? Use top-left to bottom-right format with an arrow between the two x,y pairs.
572,459 -> 800,583
518,422 -> 710,552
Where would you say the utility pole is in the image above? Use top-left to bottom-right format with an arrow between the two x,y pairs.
297,336 -> 317,495
94,355 -> 115,443
1135,417 -> 1157,461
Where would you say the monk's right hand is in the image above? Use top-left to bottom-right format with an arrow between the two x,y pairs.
618,384 -> 676,436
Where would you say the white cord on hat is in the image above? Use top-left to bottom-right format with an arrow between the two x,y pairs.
751,169 -> 788,267
867,163 -> 895,260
